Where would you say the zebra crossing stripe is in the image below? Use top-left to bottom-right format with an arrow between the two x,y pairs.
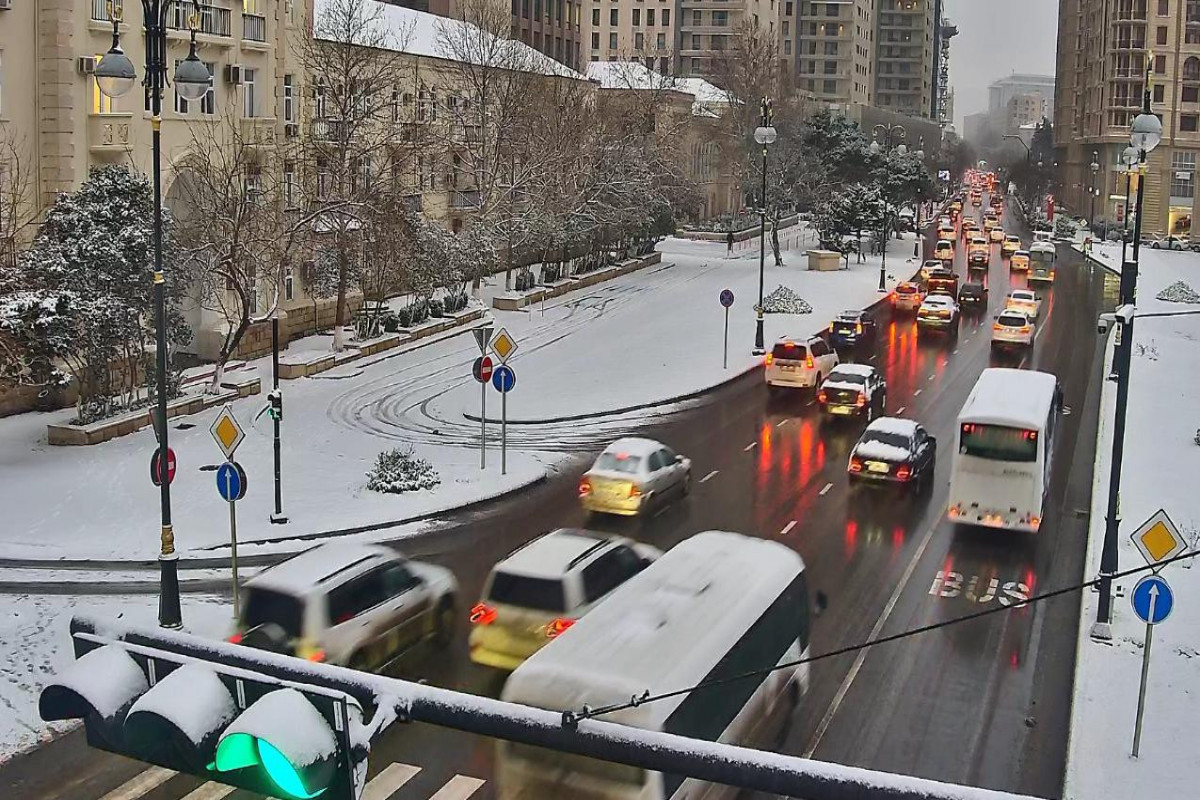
180,782 -> 234,800
99,766 -> 175,800
428,775 -> 486,800
364,763 -> 423,800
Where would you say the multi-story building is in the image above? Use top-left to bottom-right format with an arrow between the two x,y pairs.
1006,92 -> 1048,132
1055,0 -> 1200,236
582,0 -> 679,74
989,74 -> 1056,124
796,0 -> 876,106
874,0 -> 937,119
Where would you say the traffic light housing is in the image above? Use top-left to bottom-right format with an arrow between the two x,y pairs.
40,619 -> 367,800
268,389 -> 283,421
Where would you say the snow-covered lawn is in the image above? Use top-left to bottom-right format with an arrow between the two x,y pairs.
0,231 -> 919,562
1064,247 -> 1200,798
0,593 -> 232,762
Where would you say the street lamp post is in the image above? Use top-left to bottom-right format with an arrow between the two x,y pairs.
1094,75 -> 1163,640
870,124 -> 907,292
913,137 -> 925,258
1119,146 -> 1139,264
95,1 -> 212,629
752,98 -> 776,356
1090,150 -> 1101,234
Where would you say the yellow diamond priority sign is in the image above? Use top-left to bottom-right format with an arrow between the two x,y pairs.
489,328 -> 518,363
209,404 -> 245,460
1130,508 -> 1185,571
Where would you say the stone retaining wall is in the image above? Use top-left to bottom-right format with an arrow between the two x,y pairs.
492,252 -> 663,311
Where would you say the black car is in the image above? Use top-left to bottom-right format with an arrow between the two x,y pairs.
828,310 -> 877,349
847,417 -> 937,494
958,282 -> 988,309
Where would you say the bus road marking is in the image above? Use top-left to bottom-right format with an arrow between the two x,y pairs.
744,442 -> 757,452
819,482 -> 833,496
780,520 -> 798,536
699,470 -> 719,484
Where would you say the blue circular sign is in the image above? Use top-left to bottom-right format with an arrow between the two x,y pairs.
720,289 -> 735,308
216,461 -> 247,502
492,365 -> 516,393
1131,575 -> 1174,625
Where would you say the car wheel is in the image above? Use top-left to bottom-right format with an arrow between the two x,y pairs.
1153,242 -> 1161,249
432,598 -> 455,649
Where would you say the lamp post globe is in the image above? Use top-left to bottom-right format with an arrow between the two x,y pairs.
96,44 -> 137,99
870,139 -> 881,155
1122,145 -> 1140,168
1130,112 -> 1163,154
753,126 -> 777,145
174,45 -> 212,102
896,143 -> 908,156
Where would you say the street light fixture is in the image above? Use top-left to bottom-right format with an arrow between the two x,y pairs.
96,0 -> 213,630
751,98 -> 776,356
1094,73 -> 1164,640
1089,150 -> 1100,233
914,137 -> 926,258
871,123 -> 907,292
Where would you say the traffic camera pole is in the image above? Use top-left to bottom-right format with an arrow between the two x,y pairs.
270,317 -> 286,524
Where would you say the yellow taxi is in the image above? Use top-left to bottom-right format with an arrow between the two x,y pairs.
1010,250 -> 1031,272
950,199 -> 963,214
989,227 -> 1005,243
1002,235 -> 1021,256
983,217 -> 999,233
934,239 -> 954,261
937,223 -> 956,241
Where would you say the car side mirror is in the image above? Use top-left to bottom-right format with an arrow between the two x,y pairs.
674,455 -> 684,464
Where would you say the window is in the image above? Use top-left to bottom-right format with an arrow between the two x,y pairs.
283,161 -> 296,207
1158,25 -> 1168,45
647,8 -> 655,25
823,78 -> 837,94
610,7 -> 617,25
284,265 -> 294,302
632,8 -> 640,25
314,79 -> 327,118
711,34 -> 726,50
960,424 -> 1038,462
93,58 -> 116,114
1156,84 -> 1167,103
659,56 -> 669,74
243,67 -> 258,117
635,32 -> 644,49
691,33 -> 701,49
662,9 -> 669,26
824,41 -> 838,55
592,7 -> 599,25
591,31 -> 600,49
1186,56 -> 1200,79
786,1 -> 793,13
657,32 -> 666,49
693,9 -> 702,25
487,571 -> 566,612
1155,54 -> 1167,74
823,59 -> 836,74
316,159 -> 329,199
283,74 -> 296,122
1186,85 -> 1200,103
784,39 -> 792,55
327,568 -> 388,624
714,10 -> 728,25
1159,0 -> 1169,13
609,32 -> 618,49
782,21 -> 789,35
242,589 -> 304,640
1182,114 -> 1200,133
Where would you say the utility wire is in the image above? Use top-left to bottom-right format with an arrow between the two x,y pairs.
570,548 -> 1198,723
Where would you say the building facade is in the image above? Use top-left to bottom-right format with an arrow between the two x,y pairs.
796,0 -> 876,106
1054,0 -> 1200,236
874,0 -> 936,119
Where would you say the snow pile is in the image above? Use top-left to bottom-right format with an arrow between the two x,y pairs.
761,285 -> 813,315
366,447 -> 441,494
1155,280 -> 1200,304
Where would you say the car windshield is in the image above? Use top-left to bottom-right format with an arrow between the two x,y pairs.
486,571 -> 567,612
997,314 -> 1027,327
594,452 -> 643,473
241,588 -> 304,639
962,285 -> 982,296
863,431 -> 911,449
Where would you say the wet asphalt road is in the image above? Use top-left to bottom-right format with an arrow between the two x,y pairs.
4,198 -> 1114,800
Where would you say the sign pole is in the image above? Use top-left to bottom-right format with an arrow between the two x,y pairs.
1132,593 -> 1157,757
481,379 -> 487,470
501,388 -> 508,476
228,496 -> 240,619
723,306 -> 730,369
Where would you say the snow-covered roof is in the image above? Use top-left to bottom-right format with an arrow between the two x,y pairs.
867,417 -> 920,437
1009,289 -> 1036,300
958,368 -> 1058,430
921,295 -> 955,308
501,531 -> 805,727
603,437 -> 664,458
247,542 -> 397,595
497,529 -> 607,578
312,0 -> 584,79
853,440 -> 911,463
829,363 -> 875,379
585,62 -> 729,116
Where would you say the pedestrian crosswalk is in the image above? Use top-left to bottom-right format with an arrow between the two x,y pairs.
98,761 -> 485,800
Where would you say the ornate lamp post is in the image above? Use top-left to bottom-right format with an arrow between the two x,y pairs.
870,124 -> 907,291
752,98 -> 776,356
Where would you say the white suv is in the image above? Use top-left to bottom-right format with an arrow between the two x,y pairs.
765,336 -> 839,393
233,543 -> 459,672
992,309 -> 1035,348
469,530 -> 662,671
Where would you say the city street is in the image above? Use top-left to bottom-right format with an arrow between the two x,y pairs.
1,197 -> 1114,800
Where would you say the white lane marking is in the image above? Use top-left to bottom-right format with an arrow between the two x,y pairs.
869,354 -> 878,361
364,764 -> 422,800
819,482 -> 833,496
780,520 -> 798,536
952,348 -> 959,355
928,373 -> 936,382
181,784 -> 235,800
653,505 -> 670,519
699,470 -> 719,483
896,406 -> 907,415
100,767 -> 176,800
429,775 -> 487,800
803,506 -> 945,757
914,388 -> 923,396
777,418 -> 791,427
744,441 -> 758,451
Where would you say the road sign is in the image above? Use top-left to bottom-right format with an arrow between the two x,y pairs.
492,364 -> 516,393
150,447 -> 177,487
938,169 -> 951,182
1131,509 -> 1185,570
490,328 -> 518,363
473,355 -> 494,384
720,289 -> 735,308
210,405 -> 245,460
472,326 -> 493,354
216,461 -> 248,502
1131,575 -> 1174,625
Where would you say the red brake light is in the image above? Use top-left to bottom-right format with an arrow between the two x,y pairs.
628,483 -> 642,497
817,389 -> 828,404
856,393 -> 867,408
849,457 -> 864,473
896,465 -> 912,481
546,618 -> 576,638
765,353 -> 774,366
470,603 -> 497,625
227,632 -> 243,645
306,649 -> 326,663
578,478 -> 591,496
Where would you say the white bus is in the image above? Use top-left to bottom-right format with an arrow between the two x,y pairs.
497,531 -> 811,800
947,368 -> 1062,533
1029,241 -> 1056,284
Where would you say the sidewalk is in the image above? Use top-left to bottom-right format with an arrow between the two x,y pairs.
0,229 -> 920,564
1064,245 -> 1200,798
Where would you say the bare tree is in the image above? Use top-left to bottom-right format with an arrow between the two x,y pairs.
302,0 -> 416,350
0,128 -> 36,278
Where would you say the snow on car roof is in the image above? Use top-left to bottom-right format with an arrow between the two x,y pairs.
247,543 -> 397,594
922,295 -> 954,306
1014,249 -> 1030,256
959,368 -> 1058,430
830,363 -> 875,379
501,531 -> 804,726
866,416 -> 919,437
603,437 -> 663,458
498,529 -> 608,578
1009,289 -> 1036,299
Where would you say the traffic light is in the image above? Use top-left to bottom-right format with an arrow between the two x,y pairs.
39,621 -> 367,800
268,389 -> 283,421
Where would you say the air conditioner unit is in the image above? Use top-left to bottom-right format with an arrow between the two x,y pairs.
284,123 -> 299,138
77,56 -> 96,75
0,0 -> 11,11
224,64 -> 244,85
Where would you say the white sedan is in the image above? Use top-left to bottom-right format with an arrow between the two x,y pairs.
579,437 -> 692,516
1005,289 -> 1042,318
992,310 -> 1035,348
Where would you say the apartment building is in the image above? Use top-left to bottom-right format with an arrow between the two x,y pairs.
1006,92 -> 1048,132
582,0 -> 678,74
796,0 -> 876,107
874,0 -> 936,119
1055,0 -> 1200,236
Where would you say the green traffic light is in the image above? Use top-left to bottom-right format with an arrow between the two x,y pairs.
212,733 -> 327,800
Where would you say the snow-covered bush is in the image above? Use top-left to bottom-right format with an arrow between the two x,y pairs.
762,285 -> 814,315
443,292 -> 469,313
1156,280 -> 1200,304
541,263 -> 562,283
1054,216 -> 1077,238
514,271 -> 536,292
428,297 -> 445,318
366,447 -> 440,494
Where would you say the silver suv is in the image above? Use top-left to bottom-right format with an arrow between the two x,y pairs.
233,542 -> 458,672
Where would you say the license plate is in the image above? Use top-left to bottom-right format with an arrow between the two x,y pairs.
780,365 -> 795,371
867,461 -> 890,474
830,406 -> 854,415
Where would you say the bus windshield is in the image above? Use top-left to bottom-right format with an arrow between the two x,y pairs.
960,423 -> 1038,462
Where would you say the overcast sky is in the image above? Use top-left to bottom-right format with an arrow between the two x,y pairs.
943,0 -> 1059,129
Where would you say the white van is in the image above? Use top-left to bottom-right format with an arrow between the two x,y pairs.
765,336 -> 838,392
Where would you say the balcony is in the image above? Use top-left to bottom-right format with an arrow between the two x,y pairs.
170,3 -> 232,37
242,13 -> 267,42
312,118 -> 347,141
391,121 -> 427,142
91,0 -> 111,21
453,124 -> 483,144
1113,38 -> 1147,50
88,113 -> 133,153
450,190 -> 482,210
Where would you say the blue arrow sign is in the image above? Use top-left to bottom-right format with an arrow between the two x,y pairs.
492,364 -> 516,393
1131,575 -> 1173,625
216,461 -> 247,502
720,288 -> 735,308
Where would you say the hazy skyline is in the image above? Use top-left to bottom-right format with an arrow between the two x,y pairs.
943,0 -> 1059,130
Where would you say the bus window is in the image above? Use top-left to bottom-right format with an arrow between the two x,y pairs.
959,423 -> 1038,462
